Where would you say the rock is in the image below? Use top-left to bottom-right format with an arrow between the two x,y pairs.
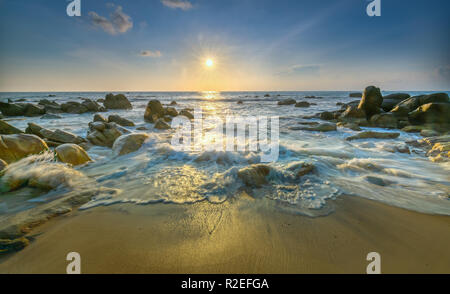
381,93 -> 411,112
320,111 -> 334,120
81,99 -> 106,112
358,86 -> 383,119
55,144 -> 92,166
0,120 -> 23,135
163,116 -> 172,123
38,99 -> 59,107
108,114 -> 135,127
339,105 -> 367,123
290,122 -> 337,132
0,102 -> 25,116
408,103 -> 450,125
44,129 -> 85,144
169,101 -> 177,106
25,122 -> 45,138
61,101 -> 88,114
144,100 -> 165,123
264,94 -> 270,97
401,125 -> 424,133
349,92 -> 363,98
0,134 -> 48,163
154,119 -> 171,130
336,122 -> 361,131
237,164 -> 272,188
0,158 -> 7,172
112,133 -> 150,156
0,237 -> 29,253
104,93 -> 132,109
87,123 -> 123,147
179,109 -> 194,120
370,113 -> 398,128
295,101 -> 310,108
391,93 -> 449,117
165,107 -> 178,117
287,162 -> 314,178
395,144 -> 410,154
346,131 -> 400,141
136,126 -> 148,131
277,98 -> 296,106
93,114 -> 108,123
237,100 -> 243,104
97,98 -> 105,103
420,129 -> 440,137
419,93 -> 450,105
24,103 -> 46,117
40,114 -> 61,120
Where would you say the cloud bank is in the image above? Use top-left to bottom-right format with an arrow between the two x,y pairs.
161,0 -> 193,10
89,5 -> 133,35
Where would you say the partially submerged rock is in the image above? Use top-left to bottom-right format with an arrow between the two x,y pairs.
112,133 -> 150,156
277,98 -> 296,106
237,164 -> 272,188
104,93 -> 132,110
346,131 -> 400,141
295,101 -> 310,108
55,144 -> 92,166
0,134 -> 49,163
24,103 -> 46,117
61,101 -> 88,114
144,100 -> 165,123
349,92 -> 362,98
87,122 -> 123,147
154,118 -> 171,130
0,120 -> 23,135
408,103 -> 450,125
0,102 -> 25,116
165,107 -> 178,117
179,109 -> 194,120
108,114 -> 135,127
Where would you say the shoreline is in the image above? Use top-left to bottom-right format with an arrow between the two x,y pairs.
1,195 -> 449,274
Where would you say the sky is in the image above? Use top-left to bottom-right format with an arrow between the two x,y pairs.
0,0 -> 449,92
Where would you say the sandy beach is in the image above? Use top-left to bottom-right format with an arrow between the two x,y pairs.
1,194 -> 448,274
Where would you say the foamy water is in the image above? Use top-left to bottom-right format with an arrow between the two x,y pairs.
1,91 -> 449,216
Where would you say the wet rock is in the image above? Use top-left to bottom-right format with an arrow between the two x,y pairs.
237,164 -> 272,188
349,92 -> 363,98
346,131 -> 400,141
391,93 -> 449,117
408,103 -> 450,125
55,144 -> 92,166
0,120 -> 23,135
264,94 -> 270,97
287,162 -> 314,178
277,98 -> 296,106
165,107 -> 178,117
0,102 -> 25,116
370,113 -> 398,128
81,99 -> 106,112
237,100 -> 243,104
0,134 -> 49,163
336,122 -> 361,131
108,114 -> 135,127
295,101 -> 310,108
320,111 -> 334,121
381,93 -> 411,112
112,133 -> 150,156
87,122 -> 123,148
0,237 -> 29,253
40,114 -> 61,120
338,105 -> 367,123
358,86 -> 383,119
24,104 -> 46,117
93,113 -> 108,123
169,101 -> 177,106
179,109 -> 194,120
420,129 -> 440,137
45,129 -> 85,144
154,119 -> 171,130
61,101 -> 89,114
38,99 -> 59,107
144,100 -> 165,123
25,122 -> 45,138
104,93 -> 132,109
0,158 -> 7,172
290,122 -> 337,132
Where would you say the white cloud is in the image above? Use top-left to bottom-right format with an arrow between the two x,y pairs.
140,50 -> 162,58
89,5 -> 133,35
161,0 -> 193,10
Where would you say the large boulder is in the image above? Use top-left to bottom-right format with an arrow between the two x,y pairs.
144,100 -> 165,123
408,103 -> 450,125
0,102 -> 25,116
104,93 -> 132,110
358,86 -> 383,119
370,113 -> 398,129
81,99 -> 106,112
61,101 -> 89,114
108,114 -> 135,127
381,93 -> 411,112
391,93 -> 449,117
112,133 -> 150,156
55,144 -> 92,166
87,122 -> 123,147
277,98 -> 296,106
0,134 -> 49,163
24,103 -> 46,117
0,120 -> 23,135
237,164 -> 272,188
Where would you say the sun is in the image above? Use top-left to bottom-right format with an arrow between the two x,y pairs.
205,58 -> 214,67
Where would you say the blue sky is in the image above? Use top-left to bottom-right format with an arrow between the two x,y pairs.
0,0 -> 449,91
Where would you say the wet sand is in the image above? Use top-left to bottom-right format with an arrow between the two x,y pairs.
0,195 -> 449,274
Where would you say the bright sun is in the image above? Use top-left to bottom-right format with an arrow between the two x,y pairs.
205,59 -> 214,67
